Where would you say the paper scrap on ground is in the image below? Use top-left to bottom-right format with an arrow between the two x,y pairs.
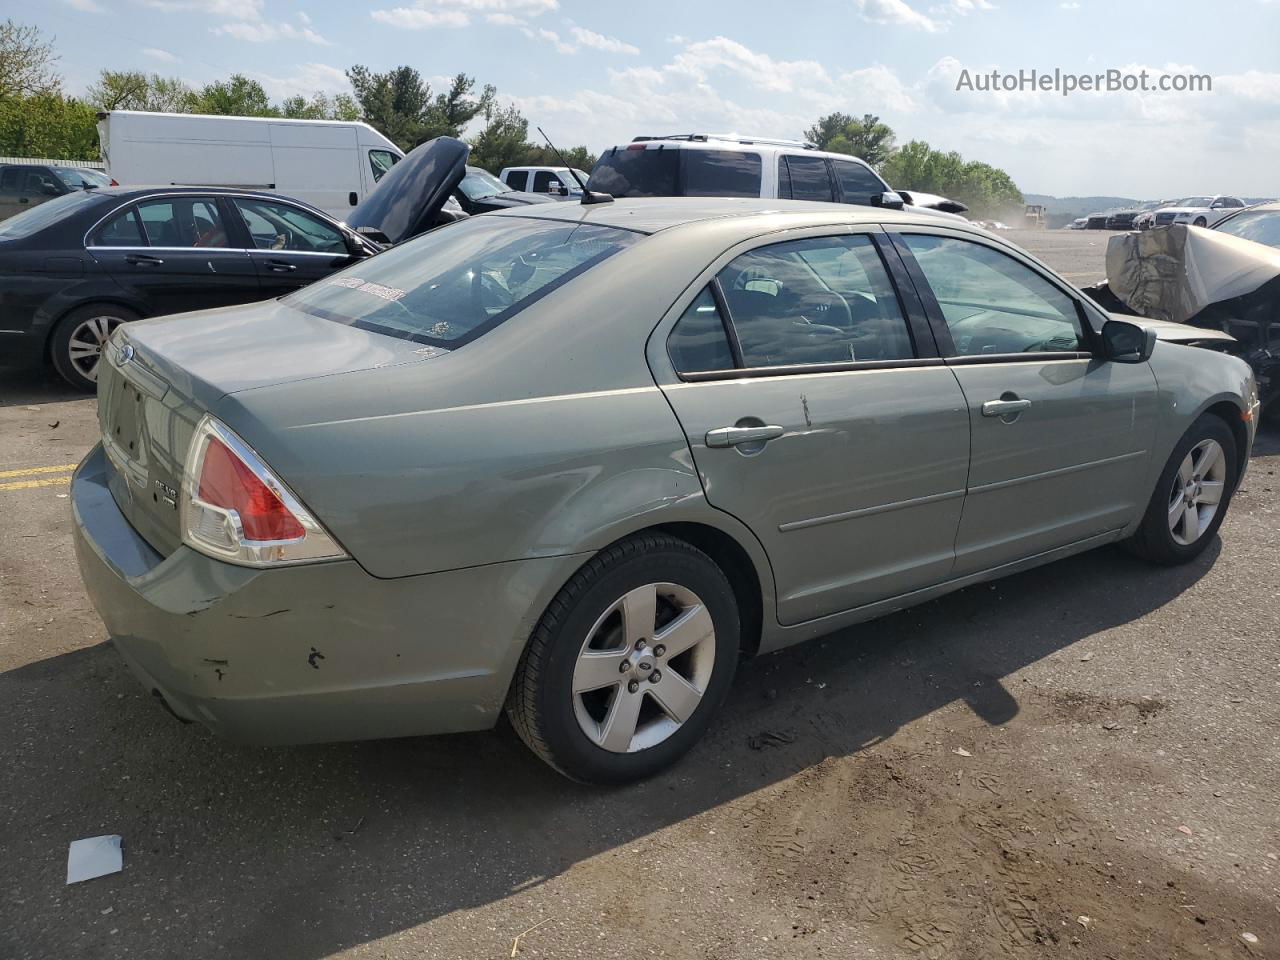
67,835 -> 123,884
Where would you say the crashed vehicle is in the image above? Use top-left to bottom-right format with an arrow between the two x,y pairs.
1086,223 -> 1280,418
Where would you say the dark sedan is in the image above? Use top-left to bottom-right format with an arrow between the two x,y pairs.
0,186 -> 378,389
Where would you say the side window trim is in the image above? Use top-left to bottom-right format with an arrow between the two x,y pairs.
708,278 -> 745,368
887,227 -> 1100,361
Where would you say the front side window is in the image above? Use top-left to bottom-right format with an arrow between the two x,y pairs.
717,234 -> 914,367
901,234 -> 1086,355
284,217 -> 639,347
832,160 -> 887,207
667,287 -> 735,373
681,151 -> 762,198
233,198 -> 346,253
532,170 -> 562,193
135,197 -> 228,248
1214,210 -> 1280,249
369,149 -> 399,183
782,156 -> 834,202
94,206 -> 145,247
22,168 -> 62,196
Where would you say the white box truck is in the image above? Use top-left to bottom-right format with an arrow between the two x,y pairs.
96,111 -> 404,220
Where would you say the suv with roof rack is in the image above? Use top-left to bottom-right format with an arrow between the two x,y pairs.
585,134 -> 966,221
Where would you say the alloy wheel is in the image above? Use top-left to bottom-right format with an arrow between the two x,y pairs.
67,315 -> 123,383
1167,438 -> 1227,546
571,582 -> 716,754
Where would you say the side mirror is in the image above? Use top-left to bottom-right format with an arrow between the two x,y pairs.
1101,319 -> 1157,363
871,190 -> 905,210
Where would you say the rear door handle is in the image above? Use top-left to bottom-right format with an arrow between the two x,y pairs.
125,254 -> 164,266
981,398 -> 1032,417
265,260 -> 297,272
705,425 -> 784,448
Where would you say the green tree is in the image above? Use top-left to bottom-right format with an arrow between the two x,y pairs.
86,70 -> 197,112
0,93 -> 99,159
419,73 -> 494,141
194,74 -> 277,116
346,64 -> 432,149
467,101 -> 529,173
880,139 -> 1023,218
0,19 -> 60,99
808,112 -> 896,166
279,91 -> 359,120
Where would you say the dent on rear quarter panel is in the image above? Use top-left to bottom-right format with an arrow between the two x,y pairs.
211,226 -> 740,581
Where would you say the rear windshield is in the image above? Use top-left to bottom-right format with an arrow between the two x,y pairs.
588,147 -> 762,198
0,189 -> 106,240
284,216 -> 640,348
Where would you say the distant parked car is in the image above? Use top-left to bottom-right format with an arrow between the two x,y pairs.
0,163 -> 110,220
501,165 -> 591,199
1086,213 -> 1110,229
587,134 -> 966,221
1152,196 -> 1247,228
1106,210 -> 1141,230
1211,201 -> 1280,249
454,166 -> 558,215
0,185 -> 378,389
1066,217 -> 1089,230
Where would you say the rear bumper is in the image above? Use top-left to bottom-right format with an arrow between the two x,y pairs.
71,443 -> 586,745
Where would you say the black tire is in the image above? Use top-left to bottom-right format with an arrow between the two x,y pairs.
1193,217 -> 1207,227
506,533 -> 741,784
50,304 -> 140,392
1126,414 -> 1237,565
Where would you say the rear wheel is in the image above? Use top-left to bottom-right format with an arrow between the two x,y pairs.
1193,216 -> 1207,227
506,534 -> 740,784
50,304 -> 139,391
1126,415 -> 1237,564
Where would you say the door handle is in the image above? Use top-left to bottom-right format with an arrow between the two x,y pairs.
981,398 -> 1032,417
705,425 -> 784,448
265,260 -> 297,272
125,254 -> 164,266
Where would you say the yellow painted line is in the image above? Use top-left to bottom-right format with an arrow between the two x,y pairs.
0,463 -> 78,480
0,476 -> 71,491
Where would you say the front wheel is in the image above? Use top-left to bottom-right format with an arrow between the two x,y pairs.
50,304 -> 139,391
506,534 -> 741,784
1193,216 -> 1207,227
1126,414 -> 1237,565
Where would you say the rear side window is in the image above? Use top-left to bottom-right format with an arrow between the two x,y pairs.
588,147 -> 679,197
94,207 -> 145,247
668,287 -> 736,373
902,234 -> 1086,355
681,151 -> 762,197
718,235 -> 914,367
832,160 -> 887,207
782,156 -> 834,202
285,217 -> 639,347
505,170 -> 528,191
136,198 -> 227,248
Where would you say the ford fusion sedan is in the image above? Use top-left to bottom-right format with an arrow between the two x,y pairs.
72,197 -> 1258,784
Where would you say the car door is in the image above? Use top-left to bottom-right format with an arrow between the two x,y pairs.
891,228 -> 1158,576
226,196 -> 362,297
831,159 -> 889,208
650,228 -> 972,626
88,195 -> 260,317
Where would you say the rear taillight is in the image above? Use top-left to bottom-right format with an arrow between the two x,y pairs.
181,416 -> 346,566
109,178 -> 118,186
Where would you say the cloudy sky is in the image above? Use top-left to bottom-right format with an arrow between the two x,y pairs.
30,0 -> 1280,197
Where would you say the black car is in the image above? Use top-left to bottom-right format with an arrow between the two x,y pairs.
453,166 -> 558,215
1105,210 -> 1140,230
0,186 -> 380,389
1085,213 -> 1110,229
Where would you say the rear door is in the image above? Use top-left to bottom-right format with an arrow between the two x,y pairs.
650,227 -> 971,625
226,196 -> 359,297
89,195 -> 259,317
779,155 -> 836,202
891,227 -> 1158,575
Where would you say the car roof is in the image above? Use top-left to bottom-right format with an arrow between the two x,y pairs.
483,196 -> 974,235
599,137 -> 878,169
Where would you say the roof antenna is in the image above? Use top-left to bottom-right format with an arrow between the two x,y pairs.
537,126 -> 612,205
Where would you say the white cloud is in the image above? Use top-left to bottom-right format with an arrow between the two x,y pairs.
852,0 -> 943,32
212,13 -> 330,43
142,46 -> 178,62
568,26 -> 639,55
1060,1 -> 1080,8
370,0 -> 556,28
64,0 -> 107,11
140,0 -> 263,17
664,36 -> 831,94
534,27 -> 576,53
250,62 -> 351,100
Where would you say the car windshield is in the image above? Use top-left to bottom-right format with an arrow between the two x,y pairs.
458,169 -> 512,201
284,216 -> 640,347
1176,197 -> 1213,207
1214,210 -> 1280,249
0,189 -> 106,240
53,167 -> 109,189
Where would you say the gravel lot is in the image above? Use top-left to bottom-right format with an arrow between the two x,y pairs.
2,229 -> 1277,960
